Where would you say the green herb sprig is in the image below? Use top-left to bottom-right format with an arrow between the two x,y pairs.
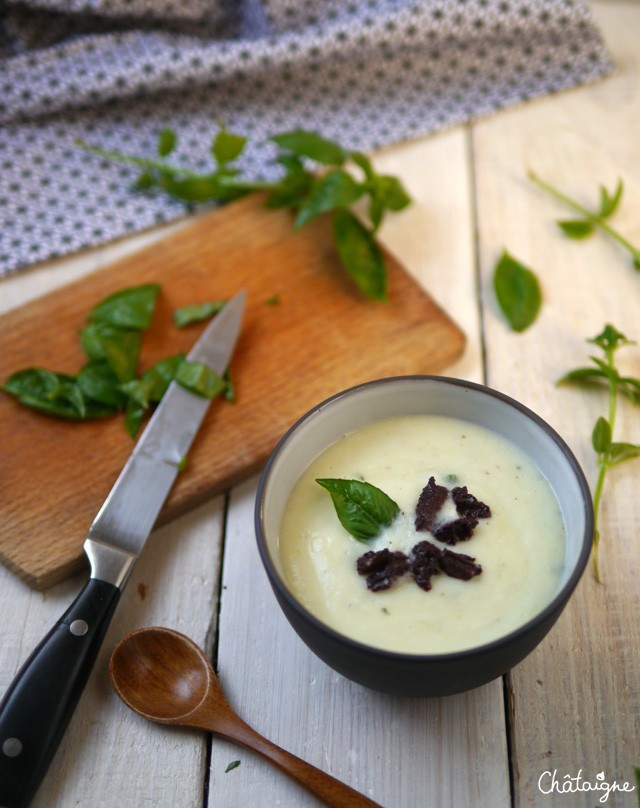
493,249 -> 542,333
2,285 -> 231,437
528,171 -> 640,270
77,127 -> 412,301
316,478 -> 400,542
558,324 -> 640,582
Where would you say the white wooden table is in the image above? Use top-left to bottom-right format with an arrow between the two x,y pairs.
1,2 -> 638,805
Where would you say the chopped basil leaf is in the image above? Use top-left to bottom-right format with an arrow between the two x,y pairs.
173,301 -> 226,328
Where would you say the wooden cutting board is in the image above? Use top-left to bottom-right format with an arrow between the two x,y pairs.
0,195 -> 465,589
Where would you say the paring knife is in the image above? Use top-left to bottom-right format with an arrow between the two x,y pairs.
0,289 -> 246,808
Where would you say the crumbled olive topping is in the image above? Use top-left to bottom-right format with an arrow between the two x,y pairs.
414,476 -> 448,531
356,540 -> 482,592
356,477 -> 490,593
356,548 -> 409,592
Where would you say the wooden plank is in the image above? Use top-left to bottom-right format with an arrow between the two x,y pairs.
0,193 -> 464,589
473,2 -> 640,804
213,130 -> 511,808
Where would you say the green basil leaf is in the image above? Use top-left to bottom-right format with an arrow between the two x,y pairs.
588,323 -> 632,353
77,362 -> 126,409
156,172 -> 239,203
80,323 -> 142,382
175,360 -> 226,398
173,301 -> 226,328
271,130 -> 346,166
608,441 -> 640,466
121,354 -> 185,407
493,250 -> 542,333
350,151 -> 376,182
3,368 -> 104,420
124,396 -> 146,437
333,209 -> 387,301
89,284 -> 160,330
591,416 -> 611,454
598,179 -> 623,219
619,376 -> 640,404
294,170 -> 364,229
370,175 -> 412,212
557,219 -> 595,239
157,128 -> 176,157
265,170 -> 314,210
212,129 -> 247,165
316,478 -> 400,542
556,366 -> 610,386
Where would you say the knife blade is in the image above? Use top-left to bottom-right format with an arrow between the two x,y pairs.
0,289 -> 246,808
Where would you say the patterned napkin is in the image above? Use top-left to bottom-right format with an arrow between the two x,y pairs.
0,0 -> 612,276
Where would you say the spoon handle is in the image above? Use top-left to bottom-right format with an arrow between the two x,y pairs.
215,713 -> 382,808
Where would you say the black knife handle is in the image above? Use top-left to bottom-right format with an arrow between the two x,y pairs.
0,578 -> 120,808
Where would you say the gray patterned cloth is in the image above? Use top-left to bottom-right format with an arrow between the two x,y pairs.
0,0 -> 612,276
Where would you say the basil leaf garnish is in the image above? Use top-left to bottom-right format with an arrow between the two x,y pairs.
316,478 -> 400,542
493,250 -> 542,333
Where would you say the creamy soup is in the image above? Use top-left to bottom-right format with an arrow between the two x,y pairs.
278,415 -> 566,654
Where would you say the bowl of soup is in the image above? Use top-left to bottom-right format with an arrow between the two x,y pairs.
255,376 -> 593,697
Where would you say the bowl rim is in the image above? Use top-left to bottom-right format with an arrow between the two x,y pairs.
254,374 -> 594,663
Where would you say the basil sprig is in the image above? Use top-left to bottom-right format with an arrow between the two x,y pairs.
558,324 -> 640,582
529,171 -> 640,270
316,478 -> 400,542
493,250 -> 542,333
77,127 -> 411,301
3,284 -> 231,437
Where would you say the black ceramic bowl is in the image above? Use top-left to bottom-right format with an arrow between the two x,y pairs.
255,376 -> 593,697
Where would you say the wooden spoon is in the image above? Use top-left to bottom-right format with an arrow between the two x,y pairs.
109,626 -> 382,808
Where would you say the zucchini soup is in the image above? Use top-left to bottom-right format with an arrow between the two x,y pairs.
278,414 -> 567,655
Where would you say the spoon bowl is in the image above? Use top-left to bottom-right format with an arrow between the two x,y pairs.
109,626 -> 381,808
110,627 -> 212,722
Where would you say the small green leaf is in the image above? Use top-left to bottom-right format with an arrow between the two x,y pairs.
493,250 -> 542,333
333,209 -> 387,300
370,175 -> 412,212
157,128 -> 176,157
557,366 -> 610,387
608,441 -> 640,466
225,760 -> 241,773
589,323 -> 633,353
592,416 -> 611,454
350,151 -> 376,182
598,179 -> 623,218
173,301 -> 226,328
2,368 -> 111,420
316,478 -> 400,542
175,360 -> 226,398
89,284 -> 161,330
80,323 -> 142,382
271,130 -> 346,166
265,169 -> 314,210
294,170 -> 364,229
557,219 -> 595,239
212,129 -> 247,165
124,396 -> 146,437
77,362 -> 126,409
157,172 -> 237,203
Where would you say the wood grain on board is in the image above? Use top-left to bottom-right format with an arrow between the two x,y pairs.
0,193 -> 464,588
